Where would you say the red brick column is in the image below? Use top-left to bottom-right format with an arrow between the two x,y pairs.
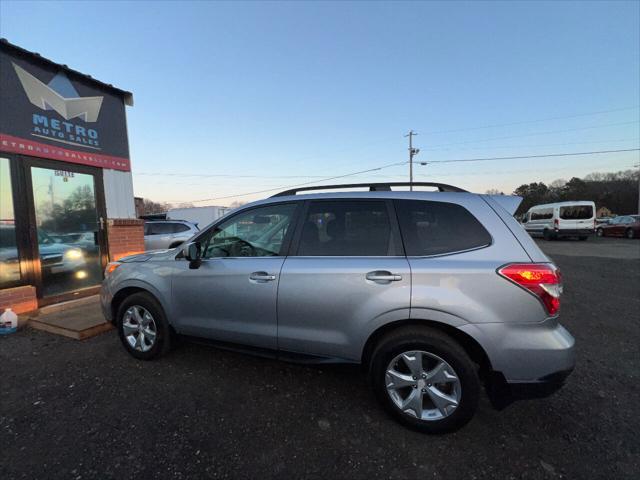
0,285 -> 37,314
107,218 -> 145,261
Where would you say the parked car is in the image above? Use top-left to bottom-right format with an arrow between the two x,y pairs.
50,231 -> 99,254
522,201 -> 595,240
143,220 -> 199,250
595,217 -> 613,226
596,215 -> 640,239
102,183 -> 574,433
0,224 -> 86,282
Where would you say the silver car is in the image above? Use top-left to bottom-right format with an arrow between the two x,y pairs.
143,220 -> 199,250
101,183 -> 575,433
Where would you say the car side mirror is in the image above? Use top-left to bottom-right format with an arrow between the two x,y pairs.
182,242 -> 202,269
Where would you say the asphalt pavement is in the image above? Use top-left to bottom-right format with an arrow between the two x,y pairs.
1,237 -> 638,479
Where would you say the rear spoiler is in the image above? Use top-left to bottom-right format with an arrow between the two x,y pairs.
482,195 -> 522,215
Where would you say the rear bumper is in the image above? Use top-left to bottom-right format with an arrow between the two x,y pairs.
486,368 -> 573,409
459,317 -> 575,409
554,228 -> 593,236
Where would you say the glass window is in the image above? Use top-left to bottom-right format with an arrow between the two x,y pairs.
559,205 -> 593,220
200,203 -> 296,258
0,158 -> 21,286
148,223 -> 175,235
396,200 -> 492,257
530,208 -> 553,220
30,166 -> 102,297
298,201 -> 393,256
173,223 -> 190,233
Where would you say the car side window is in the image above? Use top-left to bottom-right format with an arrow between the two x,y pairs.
149,223 -> 174,235
173,223 -> 190,233
199,203 -> 297,258
395,199 -> 492,256
297,201 -> 394,256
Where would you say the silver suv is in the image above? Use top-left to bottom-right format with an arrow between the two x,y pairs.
101,183 -> 575,433
143,220 -> 199,250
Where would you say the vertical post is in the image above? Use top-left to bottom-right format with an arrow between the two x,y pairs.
409,131 -> 413,191
404,130 -> 419,191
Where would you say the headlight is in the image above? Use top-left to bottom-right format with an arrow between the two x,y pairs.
64,248 -> 84,260
105,262 -> 121,277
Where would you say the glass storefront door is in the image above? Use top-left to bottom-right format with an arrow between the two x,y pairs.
30,166 -> 103,297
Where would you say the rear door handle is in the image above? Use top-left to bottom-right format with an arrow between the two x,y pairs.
366,271 -> 402,282
249,271 -> 276,282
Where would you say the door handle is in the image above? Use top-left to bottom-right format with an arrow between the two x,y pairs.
366,271 -> 402,282
249,271 -> 276,282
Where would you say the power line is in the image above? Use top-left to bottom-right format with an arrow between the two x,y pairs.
423,121 -> 640,149
182,161 -> 408,203
420,106 -> 639,136
168,148 -> 639,203
134,137 -> 640,179
425,148 -> 640,164
135,107 -> 640,179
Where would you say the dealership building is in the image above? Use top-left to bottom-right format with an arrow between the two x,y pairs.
0,39 -> 144,313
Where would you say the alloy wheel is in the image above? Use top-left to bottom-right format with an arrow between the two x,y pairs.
385,350 -> 462,421
122,305 -> 157,352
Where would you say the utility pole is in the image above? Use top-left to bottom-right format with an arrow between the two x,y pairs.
404,130 -> 420,190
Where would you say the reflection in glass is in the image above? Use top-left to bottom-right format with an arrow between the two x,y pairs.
0,158 -> 21,286
31,167 -> 102,297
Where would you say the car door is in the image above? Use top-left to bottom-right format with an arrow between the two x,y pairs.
277,199 -> 411,361
170,202 -> 299,349
608,217 -> 624,236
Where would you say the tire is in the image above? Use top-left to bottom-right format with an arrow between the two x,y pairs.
626,228 -> 635,239
596,228 -> 604,237
543,229 -> 552,241
116,292 -> 172,360
369,327 -> 480,434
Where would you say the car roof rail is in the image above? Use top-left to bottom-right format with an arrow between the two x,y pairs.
271,182 -> 467,197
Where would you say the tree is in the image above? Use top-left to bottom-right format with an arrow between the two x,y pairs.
512,169 -> 639,216
513,182 -> 550,214
141,198 -> 172,215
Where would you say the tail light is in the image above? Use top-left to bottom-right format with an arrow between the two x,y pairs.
553,218 -> 559,231
498,263 -> 563,315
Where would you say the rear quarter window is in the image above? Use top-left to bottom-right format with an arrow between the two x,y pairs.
395,200 -> 492,256
559,205 -> 594,220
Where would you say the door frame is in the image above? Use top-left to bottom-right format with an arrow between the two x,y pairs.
14,154 -> 109,306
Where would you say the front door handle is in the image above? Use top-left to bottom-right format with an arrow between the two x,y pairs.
249,271 -> 276,282
366,271 -> 402,283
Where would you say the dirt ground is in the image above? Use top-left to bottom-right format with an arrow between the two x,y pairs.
1,237 -> 638,479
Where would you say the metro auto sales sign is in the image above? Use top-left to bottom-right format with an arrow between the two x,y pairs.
0,44 -> 131,171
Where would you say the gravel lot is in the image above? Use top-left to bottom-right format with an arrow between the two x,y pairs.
1,237 -> 639,479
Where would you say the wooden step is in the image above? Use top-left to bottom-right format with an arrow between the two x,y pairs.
29,295 -> 113,340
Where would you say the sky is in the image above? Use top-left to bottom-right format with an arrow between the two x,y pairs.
1,0 -> 639,206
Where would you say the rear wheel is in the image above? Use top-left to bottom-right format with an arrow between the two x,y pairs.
369,327 -> 480,434
596,228 -> 604,237
626,228 -> 635,239
117,292 -> 172,360
543,229 -> 553,241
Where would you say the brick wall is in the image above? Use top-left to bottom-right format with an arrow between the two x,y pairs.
107,218 -> 145,261
0,285 -> 37,314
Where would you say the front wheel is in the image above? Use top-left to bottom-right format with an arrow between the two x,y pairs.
626,228 -> 635,239
117,292 -> 172,360
369,327 -> 480,434
596,228 -> 604,237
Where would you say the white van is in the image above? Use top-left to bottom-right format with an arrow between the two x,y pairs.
522,201 -> 596,240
